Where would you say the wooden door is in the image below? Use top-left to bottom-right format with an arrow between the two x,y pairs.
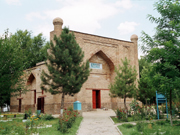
96,90 -> 101,108
37,98 -> 44,113
41,98 -> 44,113
92,90 -> 96,109
37,98 -> 41,110
34,90 -> 36,104
18,99 -> 21,112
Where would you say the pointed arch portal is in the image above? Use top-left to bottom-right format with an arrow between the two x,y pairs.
89,50 -> 115,71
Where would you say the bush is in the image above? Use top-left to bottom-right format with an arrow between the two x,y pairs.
24,108 -> 32,119
116,108 -> 128,122
41,114 -> 54,120
156,120 -> 165,125
122,124 -> 134,128
136,122 -> 144,132
57,107 -> 79,133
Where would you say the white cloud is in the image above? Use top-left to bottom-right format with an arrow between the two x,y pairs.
5,0 -> 21,5
117,21 -> 139,35
33,24 -> 53,40
26,12 -> 46,21
26,0 -> 134,34
115,0 -> 133,9
44,0 -> 119,34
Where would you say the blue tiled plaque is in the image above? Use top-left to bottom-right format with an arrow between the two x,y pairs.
90,63 -> 102,69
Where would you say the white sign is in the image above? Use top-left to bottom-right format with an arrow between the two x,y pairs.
90,63 -> 102,69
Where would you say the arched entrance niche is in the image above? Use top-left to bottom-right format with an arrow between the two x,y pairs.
27,73 -> 36,90
89,50 -> 115,80
88,50 -> 115,109
25,73 -> 37,112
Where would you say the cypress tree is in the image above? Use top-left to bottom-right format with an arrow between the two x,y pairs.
41,27 -> 90,111
109,57 -> 137,113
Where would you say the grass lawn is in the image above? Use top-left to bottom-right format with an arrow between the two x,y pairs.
38,117 -> 83,135
0,117 -> 83,135
0,113 -> 24,119
111,115 -> 167,124
118,120 -> 180,135
111,116 -> 134,123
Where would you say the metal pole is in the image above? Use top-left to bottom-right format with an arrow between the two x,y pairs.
156,91 -> 159,120
166,99 -> 168,119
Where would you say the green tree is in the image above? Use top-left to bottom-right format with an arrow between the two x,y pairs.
0,30 -> 27,111
138,66 -> 155,105
141,0 -> 180,126
138,57 -> 155,105
109,57 -> 137,113
139,56 -> 151,77
10,30 -> 49,68
41,27 -> 90,111
0,29 -> 49,111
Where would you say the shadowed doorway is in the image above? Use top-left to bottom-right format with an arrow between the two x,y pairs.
37,97 -> 44,113
92,90 -> 101,109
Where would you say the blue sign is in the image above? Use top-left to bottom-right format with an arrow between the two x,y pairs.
156,91 -> 168,119
90,63 -> 102,69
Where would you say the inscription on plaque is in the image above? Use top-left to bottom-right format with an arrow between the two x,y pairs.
90,63 -> 102,69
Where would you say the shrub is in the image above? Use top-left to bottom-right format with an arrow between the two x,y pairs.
41,114 -> 54,120
24,108 -> 32,119
122,124 -> 134,128
136,122 -> 144,132
156,120 -> 165,125
116,108 -> 128,122
57,108 -> 79,133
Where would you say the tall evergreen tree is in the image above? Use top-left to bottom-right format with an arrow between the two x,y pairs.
109,57 -> 137,112
41,27 -> 90,111
141,0 -> 180,126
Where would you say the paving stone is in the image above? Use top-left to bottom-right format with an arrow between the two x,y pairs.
77,109 -> 120,135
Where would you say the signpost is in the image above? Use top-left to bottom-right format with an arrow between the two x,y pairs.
156,91 -> 168,119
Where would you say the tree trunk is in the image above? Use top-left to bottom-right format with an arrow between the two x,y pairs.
60,93 -> 65,115
170,89 -> 173,126
0,104 -> 3,113
145,98 -> 147,116
124,95 -> 128,118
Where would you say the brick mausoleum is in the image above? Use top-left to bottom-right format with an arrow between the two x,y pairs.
10,17 -> 139,114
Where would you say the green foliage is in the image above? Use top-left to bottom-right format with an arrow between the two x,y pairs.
136,122 -> 144,132
0,29 -> 27,108
138,65 -> 155,104
57,108 -> 79,133
109,57 -> 137,110
24,108 -> 32,119
122,124 -> 134,128
141,0 -> 180,125
41,114 -> 54,120
116,108 -> 127,122
41,27 -> 90,109
118,120 -> 180,135
0,29 -> 49,108
139,56 -> 152,77
10,29 -> 49,68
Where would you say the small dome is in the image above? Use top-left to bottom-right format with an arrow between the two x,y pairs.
130,34 -> 138,41
53,17 -> 63,25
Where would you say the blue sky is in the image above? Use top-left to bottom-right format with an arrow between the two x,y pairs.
0,0 -> 159,57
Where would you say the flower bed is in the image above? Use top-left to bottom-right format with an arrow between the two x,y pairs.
58,107 -> 79,133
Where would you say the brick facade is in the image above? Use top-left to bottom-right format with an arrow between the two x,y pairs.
10,17 -> 139,114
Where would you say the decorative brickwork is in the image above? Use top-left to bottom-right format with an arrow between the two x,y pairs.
10,17 -> 139,114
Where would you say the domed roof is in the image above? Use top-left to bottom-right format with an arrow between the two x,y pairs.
53,17 -> 63,25
130,34 -> 138,40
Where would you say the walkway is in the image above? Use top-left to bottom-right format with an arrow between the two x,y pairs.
77,109 -> 120,135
